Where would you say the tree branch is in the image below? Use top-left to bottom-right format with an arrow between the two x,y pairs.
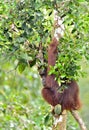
70,110 -> 87,130
52,110 -> 67,130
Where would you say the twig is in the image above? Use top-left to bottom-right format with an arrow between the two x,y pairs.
70,110 -> 87,130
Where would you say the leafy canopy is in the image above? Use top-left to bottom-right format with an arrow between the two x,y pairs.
0,0 -> 89,83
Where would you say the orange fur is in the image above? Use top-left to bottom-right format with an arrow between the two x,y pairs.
42,38 -> 81,110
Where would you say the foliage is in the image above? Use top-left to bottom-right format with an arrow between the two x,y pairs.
0,59 -> 55,130
0,61 -> 87,130
0,0 -> 89,84
48,0 -> 89,83
0,0 -> 89,129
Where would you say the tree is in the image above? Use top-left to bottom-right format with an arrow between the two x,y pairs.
0,0 -> 89,129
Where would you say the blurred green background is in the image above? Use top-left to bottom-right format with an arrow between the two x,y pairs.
0,60 -> 89,130
0,0 -> 89,129
79,63 -> 89,129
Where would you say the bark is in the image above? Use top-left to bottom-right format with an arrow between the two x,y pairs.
52,110 -> 67,130
70,110 -> 87,130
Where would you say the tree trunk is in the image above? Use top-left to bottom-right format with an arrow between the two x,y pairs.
52,110 -> 67,130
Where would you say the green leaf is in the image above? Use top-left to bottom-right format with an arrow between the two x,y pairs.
44,113 -> 50,125
29,59 -> 36,67
78,0 -> 85,2
54,104 -> 61,115
18,62 -> 27,73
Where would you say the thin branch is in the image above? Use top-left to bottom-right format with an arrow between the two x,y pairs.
70,110 -> 87,130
